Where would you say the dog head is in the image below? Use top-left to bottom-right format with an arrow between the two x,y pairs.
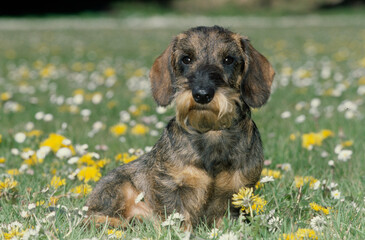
150,26 -> 275,133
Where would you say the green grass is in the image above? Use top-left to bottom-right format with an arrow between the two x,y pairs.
0,15 -> 365,239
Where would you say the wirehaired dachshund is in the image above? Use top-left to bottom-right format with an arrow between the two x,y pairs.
86,25 -> 275,230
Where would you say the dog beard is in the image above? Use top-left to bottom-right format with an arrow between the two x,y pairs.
175,88 -> 240,133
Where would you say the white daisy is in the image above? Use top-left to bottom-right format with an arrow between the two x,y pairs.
28,203 -> 36,210
295,114 -> 306,123
331,190 -> 341,199
43,113 -> 54,122
156,106 -> 167,114
337,149 -> 353,162
35,111 -> 45,120
281,163 -> 292,171
56,148 -> 72,159
91,93 -> 103,104
260,176 -> 275,183
328,182 -> 338,190
310,215 -> 326,232
268,216 -> 283,232
14,132 -> 26,143
135,192 -> 145,204
209,228 -> 221,239
37,146 -> 51,159
219,232 -> 238,240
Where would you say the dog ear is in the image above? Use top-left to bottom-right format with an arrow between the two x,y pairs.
240,39 -> 275,108
149,43 -> 175,107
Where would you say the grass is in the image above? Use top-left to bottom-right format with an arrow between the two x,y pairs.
0,14 -> 365,239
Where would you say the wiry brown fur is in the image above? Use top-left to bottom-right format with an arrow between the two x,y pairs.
175,87 -> 240,133
85,26 -> 275,230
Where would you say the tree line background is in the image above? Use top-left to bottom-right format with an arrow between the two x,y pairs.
1,0 -> 364,16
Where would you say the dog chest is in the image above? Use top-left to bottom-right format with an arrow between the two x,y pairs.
189,130 -> 243,175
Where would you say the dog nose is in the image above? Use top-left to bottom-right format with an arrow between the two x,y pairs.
192,88 -> 215,104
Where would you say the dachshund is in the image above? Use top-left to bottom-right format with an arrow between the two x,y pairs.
85,25 -> 275,230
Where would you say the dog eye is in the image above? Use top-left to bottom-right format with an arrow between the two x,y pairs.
223,56 -> 234,65
182,56 -> 192,65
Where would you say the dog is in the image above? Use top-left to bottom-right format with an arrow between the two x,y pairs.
85,25 -> 275,230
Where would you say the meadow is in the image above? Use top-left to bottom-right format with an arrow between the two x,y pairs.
0,15 -> 364,239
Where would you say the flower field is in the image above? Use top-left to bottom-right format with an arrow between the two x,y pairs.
0,16 -> 364,239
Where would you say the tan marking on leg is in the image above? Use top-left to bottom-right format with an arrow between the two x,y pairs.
215,170 -> 251,193
171,165 -> 212,188
84,215 -> 128,228
119,182 -> 153,221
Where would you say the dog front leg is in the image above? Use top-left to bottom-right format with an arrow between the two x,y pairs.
153,165 -> 212,229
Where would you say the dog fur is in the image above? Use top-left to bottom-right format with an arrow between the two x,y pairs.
85,25 -> 275,229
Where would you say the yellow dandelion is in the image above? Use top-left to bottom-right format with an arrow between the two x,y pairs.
77,166 -> 101,183
58,105 -> 80,113
78,153 -> 96,166
295,228 -> 318,239
50,176 -> 66,189
104,67 -> 116,77
294,176 -> 319,189
85,62 -> 95,72
341,140 -> 353,147
323,88 -> 334,96
255,181 -> 263,189
131,124 -> 149,135
95,158 -> 110,168
110,123 -> 128,136
70,184 -> 92,197
7,169 -> 20,176
20,66 -> 30,79
84,93 -> 93,101
72,62 -> 83,72
282,66 -> 293,76
73,88 -> 85,96
130,104 -> 150,116
309,202 -> 321,211
115,153 -> 138,164
49,196 -> 59,206
289,133 -> 296,141
33,60 -> 44,69
333,50 -> 348,62
26,129 -> 43,137
107,229 -> 124,239
36,200 -> 45,206
302,129 -> 334,150
232,187 -> 267,215
298,69 -> 312,79
23,157 -> 44,166
279,233 -> 296,240
1,92 -> 12,101
0,157 -> 5,163
320,129 -> 334,138
134,68 -> 146,77
310,202 -> 330,215
302,133 -> 323,149
107,100 -> 117,109
39,64 -> 55,78
0,178 -> 18,195
279,228 -> 318,240
40,133 -> 75,154
3,226 -> 25,239
261,168 -> 282,179
51,168 -> 57,175
23,151 -> 43,166
251,195 -> 267,214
